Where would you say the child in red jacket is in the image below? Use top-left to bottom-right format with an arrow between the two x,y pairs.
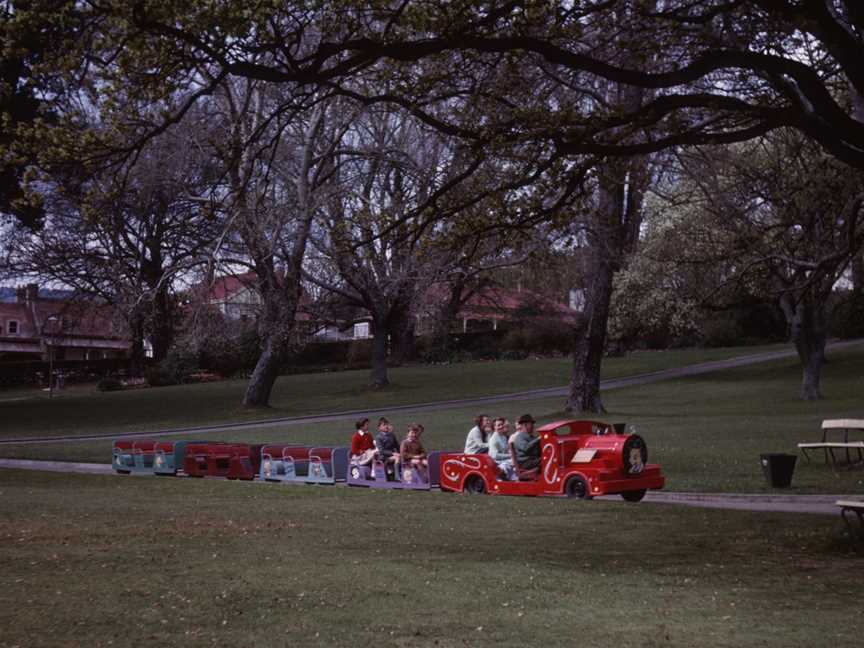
350,417 -> 376,466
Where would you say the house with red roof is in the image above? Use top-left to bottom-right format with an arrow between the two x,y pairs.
0,284 -> 131,362
414,283 -> 578,335
199,271 -> 577,342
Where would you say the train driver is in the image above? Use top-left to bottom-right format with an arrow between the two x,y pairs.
511,413 -> 541,472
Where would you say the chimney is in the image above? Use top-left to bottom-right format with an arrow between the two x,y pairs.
15,285 -> 26,303
26,283 -> 38,304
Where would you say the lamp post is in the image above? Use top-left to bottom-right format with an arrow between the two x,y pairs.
44,315 -> 59,397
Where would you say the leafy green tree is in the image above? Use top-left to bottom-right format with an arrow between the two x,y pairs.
665,132 -> 864,399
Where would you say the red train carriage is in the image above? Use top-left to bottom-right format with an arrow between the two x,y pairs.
183,442 -> 262,480
438,419 -> 664,500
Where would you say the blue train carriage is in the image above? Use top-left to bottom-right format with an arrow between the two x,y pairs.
259,445 -> 349,484
112,439 -> 157,474
346,451 -> 443,490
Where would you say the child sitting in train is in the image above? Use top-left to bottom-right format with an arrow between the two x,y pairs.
350,417 -> 376,467
400,423 -> 428,483
374,417 -> 401,480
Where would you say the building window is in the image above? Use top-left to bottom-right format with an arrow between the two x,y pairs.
569,288 -> 586,312
7,320 -> 19,334
353,322 -> 370,339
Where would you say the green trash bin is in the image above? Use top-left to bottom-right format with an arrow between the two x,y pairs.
760,453 -> 797,488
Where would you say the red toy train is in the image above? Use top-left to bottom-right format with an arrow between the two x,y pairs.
439,420 -> 664,500
112,419 -> 664,501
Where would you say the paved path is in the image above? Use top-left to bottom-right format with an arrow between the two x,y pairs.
3,339 -> 862,446
0,457 -> 854,515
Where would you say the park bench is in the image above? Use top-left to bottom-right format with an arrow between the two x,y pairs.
798,419 -> 864,465
836,500 -> 864,542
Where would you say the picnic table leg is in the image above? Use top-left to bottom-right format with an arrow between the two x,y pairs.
842,508 -> 864,542
841,508 -> 855,539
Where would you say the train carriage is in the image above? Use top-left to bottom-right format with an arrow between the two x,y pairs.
347,451 -> 445,490
183,442 -> 262,480
259,445 -> 349,484
112,439 -> 157,475
438,420 -> 665,500
152,440 -> 201,476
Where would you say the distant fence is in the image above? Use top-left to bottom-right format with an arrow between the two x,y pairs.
0,358 -> 138,388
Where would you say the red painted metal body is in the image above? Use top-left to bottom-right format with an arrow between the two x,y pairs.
438,419 -> 665,498
182,442 -> 261,480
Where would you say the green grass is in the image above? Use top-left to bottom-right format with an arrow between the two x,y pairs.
4,345 -> 863,495
0,344 -> 787,441
0,469 -> 861,648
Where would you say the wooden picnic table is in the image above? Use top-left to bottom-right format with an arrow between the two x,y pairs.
798,419 -> 864,464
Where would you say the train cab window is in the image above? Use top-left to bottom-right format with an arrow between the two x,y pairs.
591,423 -> 613,435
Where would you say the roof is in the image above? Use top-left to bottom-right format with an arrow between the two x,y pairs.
0,286 -> 75,303
197,272 -> 314,321
0,286 -> 128,345
420,284 -> 576,321
207,272 -> 260,301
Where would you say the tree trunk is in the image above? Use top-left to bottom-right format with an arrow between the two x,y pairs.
242,336 -> 285,408
389,302 -> 416,364
149,287 -> 174,361
431,278 -> 466,355
566,258 -> 614,413
565,153 -> 648,414
128,317 -> 146,377
781,294 -> 828,400
852,252 -> 864,297
241,275 -> 301,409
369,316 -> 390,388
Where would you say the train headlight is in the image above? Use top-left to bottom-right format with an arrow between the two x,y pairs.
623,435 -> 648,476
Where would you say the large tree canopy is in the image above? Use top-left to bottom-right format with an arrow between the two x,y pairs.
78,1 -> 864,170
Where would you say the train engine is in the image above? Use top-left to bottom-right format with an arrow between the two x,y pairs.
439,419 -> 665,500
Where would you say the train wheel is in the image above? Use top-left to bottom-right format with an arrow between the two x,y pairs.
621,489 -> 647,502
463,475 -> 486,495
565,475 -> 590,499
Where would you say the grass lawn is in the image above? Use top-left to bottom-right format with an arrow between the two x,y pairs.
0,469 -> 861,648
0,344 -> 790,441
4,345 -> 863,495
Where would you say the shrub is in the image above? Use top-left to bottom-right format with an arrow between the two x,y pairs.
145,365 -> 175,387
97,377 -> 123,392
501,349 -> 529,361
831,292 -> 864,339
